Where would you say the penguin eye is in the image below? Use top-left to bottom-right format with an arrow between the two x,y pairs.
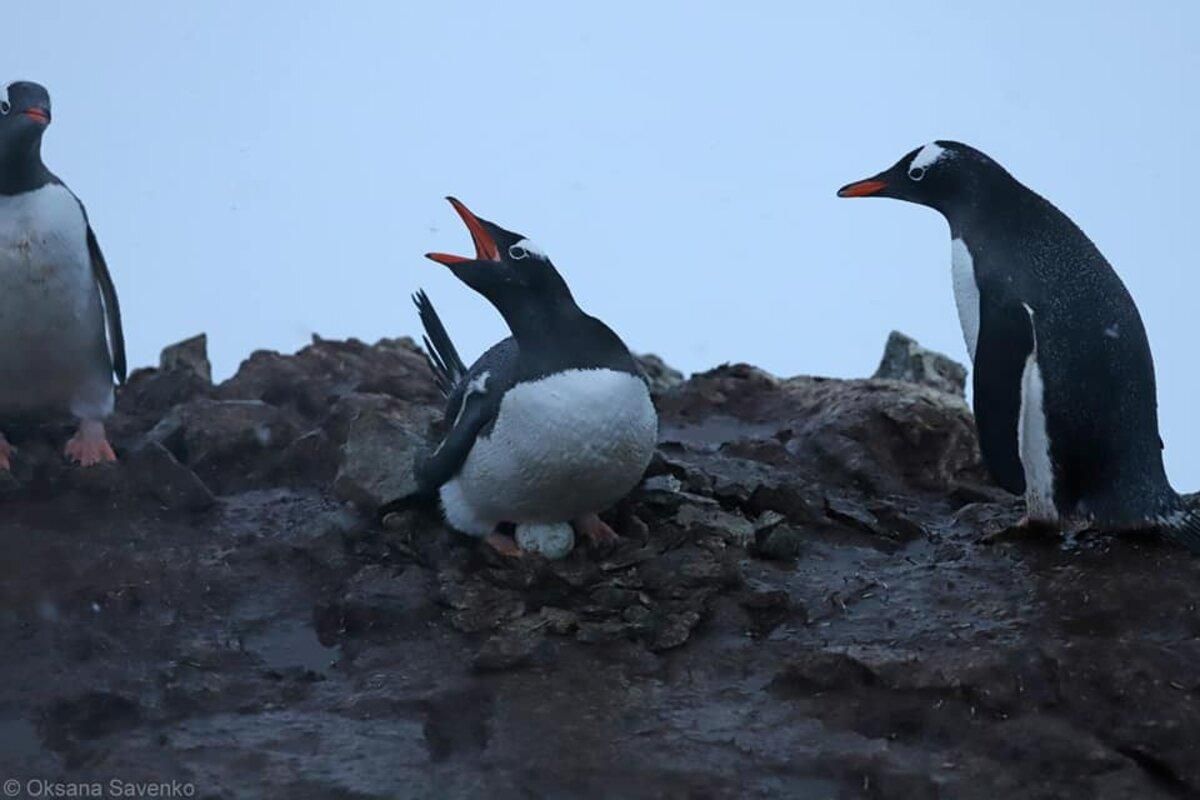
0,101 -> 9,116
508,238 -> 545,261
908,166 -> 926,181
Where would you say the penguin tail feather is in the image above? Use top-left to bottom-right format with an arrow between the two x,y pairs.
413,290 -> 468,398
1165,506 -> 1200,555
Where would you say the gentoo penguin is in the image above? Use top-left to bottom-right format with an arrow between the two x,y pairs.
838,141 -> 1200,551
396,197 -> 658,557
0,81 -> 125,468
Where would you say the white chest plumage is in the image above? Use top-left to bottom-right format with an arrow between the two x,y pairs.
1017,304 -> 1057,522
950,238 -> 981,361
440,368 -> 658,532
0,184 -> 112,417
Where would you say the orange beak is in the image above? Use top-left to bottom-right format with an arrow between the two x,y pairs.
425,197 -> 501,265
23,107 -> 49,125
837,179 -> 888,198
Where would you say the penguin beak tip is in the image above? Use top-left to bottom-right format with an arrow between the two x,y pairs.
837,179 -> 888,198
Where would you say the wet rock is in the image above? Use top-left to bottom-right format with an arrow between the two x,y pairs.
125,440 -> 216,512
636,353 -> 685,394
658,364 -> 985,495
674,503 -> 756,546
11,331 -> 1200,798
873,330 -> 968,397
147,398 -> 300,493
771,651 -> 877,694
473,615 -> 551,672
739,583 -> 800,636
647,610 -> 703,651
576,620 -> 634,644
754,526 -> 807,561
160,333 -> 213,384
439,575 -> 526,634
332,400 -> 438,510
116,366 -> 213,423
41,691 -> 141,749
269,428 -> 340,486
319,565 -> 438,635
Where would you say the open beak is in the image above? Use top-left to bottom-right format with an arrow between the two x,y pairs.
425,197 -> 501,265
837,178 -> 888,198
22,107 -> 50,125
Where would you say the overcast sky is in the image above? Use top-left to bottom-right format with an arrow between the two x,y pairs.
9,2 -> 1200,487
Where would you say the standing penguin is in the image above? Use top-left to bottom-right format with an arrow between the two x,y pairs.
838,141 -> 1199,551
0,81 -> 125,469
392,197 -> 658,557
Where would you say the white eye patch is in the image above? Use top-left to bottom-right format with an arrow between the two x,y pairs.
908,142 -> 950,179
508,238 -> 545,261
0,84 -> 10,115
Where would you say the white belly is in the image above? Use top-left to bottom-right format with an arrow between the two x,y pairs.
0,184 -> 113,418
442,368 -> 658,530
950,238 -> 981,361
1017,305 -> 1057,522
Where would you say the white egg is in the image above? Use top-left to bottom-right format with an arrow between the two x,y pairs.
514,521 -> 575,559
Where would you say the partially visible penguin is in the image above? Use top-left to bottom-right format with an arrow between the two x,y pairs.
0,80 -> 125,468
838,141 -> 1200,551
385,197 -> 658,557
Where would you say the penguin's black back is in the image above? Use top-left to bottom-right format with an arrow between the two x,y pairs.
960,182 -> 1174,524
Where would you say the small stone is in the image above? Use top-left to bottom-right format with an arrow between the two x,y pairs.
873,330 -> 967,397
636,353 -> 685,394
770,651 -> 877,694
472,627 -> 544,672
648,610 -> 702,651
125,441 -> 215,512
755,526 -> 806,561
333,402 -> 437,511
537,607 -> 578,636
575,621 -> 632,644
159,333 -> 213,384
674,503 -> 756,547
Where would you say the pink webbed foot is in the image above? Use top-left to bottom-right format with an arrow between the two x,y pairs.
65,420 -> 117,467
574,513 -> 619,547
484,532 -> 524,558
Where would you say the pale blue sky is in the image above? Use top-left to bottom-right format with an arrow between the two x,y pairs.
9,2 -> 1200,487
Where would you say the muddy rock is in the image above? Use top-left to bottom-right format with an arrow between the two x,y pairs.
124,440 -> 216,512
146,398 -> 301,493
1,332 -> 1198,799
218,335 -> 440,418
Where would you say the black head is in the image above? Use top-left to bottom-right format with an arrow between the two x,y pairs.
0,81 -> 53,194
0,81 -> 51,151
425,197 -> 576,326
837,141 -> 1014,220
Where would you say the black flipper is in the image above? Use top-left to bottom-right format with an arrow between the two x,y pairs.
414,290 -> 466,398
414,381 -> 503,494
973,298 -> 1035,495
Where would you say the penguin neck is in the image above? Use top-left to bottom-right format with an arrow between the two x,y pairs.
501,293 -> 589,348
0,136 -> 50,196
939,176 -> 1033,241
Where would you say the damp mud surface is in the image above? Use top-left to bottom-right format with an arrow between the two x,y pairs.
1,336 -> 1198,799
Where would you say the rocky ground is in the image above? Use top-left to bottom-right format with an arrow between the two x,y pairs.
1,331 -> 1198,799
